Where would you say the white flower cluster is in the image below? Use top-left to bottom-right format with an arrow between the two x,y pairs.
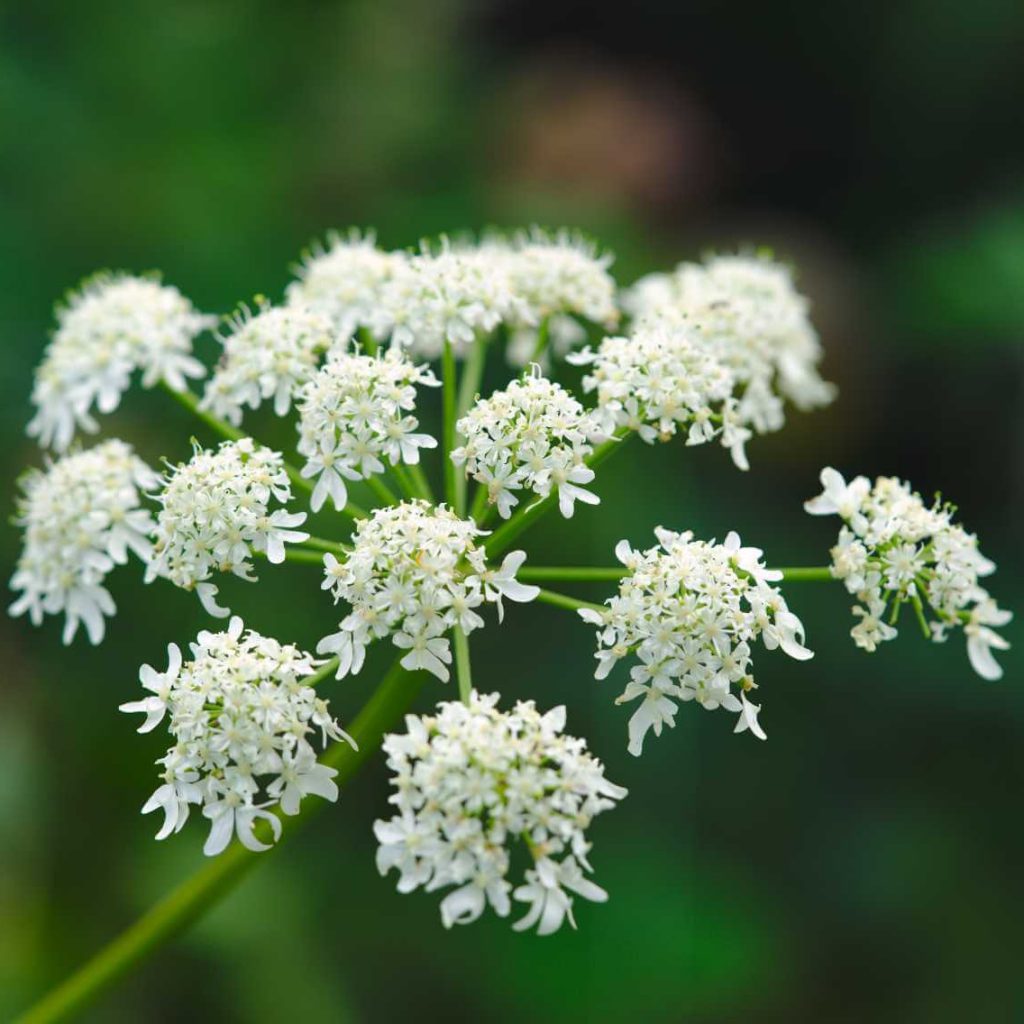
318,501 -> 539,681
452,369 -> 605,519
9,440 -> 159,645
582,528 -> 813,755
121,616 -> 352,856
805,468 -> 1011,678
568,322 -> 751,468
370,241 -> 524,359
201,302 -> 335,424
28,274 -> 213,451
625,253 -> 835,437
374,691 -> 626,934
286,229 -> 405,338
484,230 -> 619,366
296,348 -> 439,512
146,439 -> 309,617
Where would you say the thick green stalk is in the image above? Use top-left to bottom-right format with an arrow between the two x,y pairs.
776,567 -> 834,582
452,626 -> 473,704
441,339 -> 459,511
302,536 -> 349,555
17,660 -> 421,1024
279,547 -> 328,565
534,588 -> 607,616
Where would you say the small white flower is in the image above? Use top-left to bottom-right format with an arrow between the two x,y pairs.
585,527 -> 813,753
804,467 -> 871,531
27,273 -> 213,451
122,617 -> 352,855
118,643 -> 182,732
9,440 -> 159,645
317,501 -> 537,681
374,692 -> 625,933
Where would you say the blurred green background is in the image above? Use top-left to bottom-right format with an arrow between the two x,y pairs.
2,2 -> 1022,1021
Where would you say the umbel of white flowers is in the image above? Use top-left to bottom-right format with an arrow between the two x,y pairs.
146,438 -> 310,618
201,301 -> 335,425
374,691 -> 626,935
296,345 -> 439,512
10,439 -> 159,644
805,467 -> 1011,679
120,616 -> 352,855
27,273 -> 213,451
318,501 -> 539,681
581,528 -> 813,754
452,366 -> 606,519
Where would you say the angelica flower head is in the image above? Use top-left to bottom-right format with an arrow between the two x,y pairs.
374,691 -> 626,934
285,229 -> 406,338
121,616 -> 352,856
200,301 -> 335,425
626,252 -> 835,435
296,347 -> 439,513
369,239 -> 524,360
805,467 -> 1011,678
582,528 -> 813,755
28,273 -> 213,451
9,440 -> 159,645
567,322 -> 750,468
452,368 -> 606,519
145,438 -> 309,617
318,501 -> 539,681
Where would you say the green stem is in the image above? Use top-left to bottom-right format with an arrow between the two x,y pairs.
453,336 -> 489,514
159,382 -> 368,519
529,316 -> 551,364
357,327 -> 377,357
452,625 -> 473,704
302,536 -> 349,555
406,462 -> 435,503
911,587 -> 932,639
534,588 -> 607,616
483,431 -> 628,559
776,567 -> 835,582
469,480 -> 490,525
278,547 -> 328,564
160,381 -> 245,443
456,335 -> 488,422
16,660 -> 421,1024
388,463 -> 420,502
441,339 -> 459,511
364,473 -> 398,507
517,566 -> 623,583
305,655 -> 341,687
